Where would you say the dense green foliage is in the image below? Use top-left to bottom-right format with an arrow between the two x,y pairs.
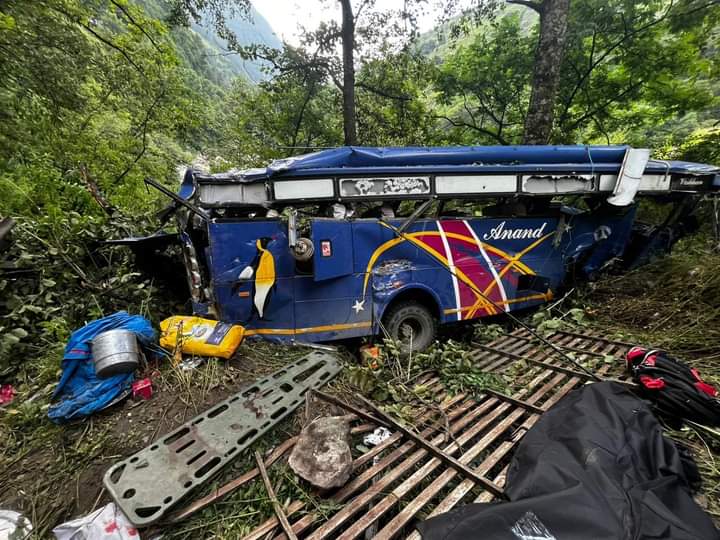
2,0 -> 720,375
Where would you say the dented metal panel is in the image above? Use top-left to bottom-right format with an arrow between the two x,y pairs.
103,351 -> 342,526
522,174 -> 595,194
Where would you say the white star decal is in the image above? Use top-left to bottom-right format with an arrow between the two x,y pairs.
352,299 -> 365,313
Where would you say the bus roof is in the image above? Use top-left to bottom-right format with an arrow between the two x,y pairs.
194,146 -> 720,183
183,146 -> 720,208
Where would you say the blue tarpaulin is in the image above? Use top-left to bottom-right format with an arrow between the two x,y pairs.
48,311 -> 156,423
188,146 -> 719,184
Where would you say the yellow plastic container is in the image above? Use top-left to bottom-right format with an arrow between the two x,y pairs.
159,316 -> 244,359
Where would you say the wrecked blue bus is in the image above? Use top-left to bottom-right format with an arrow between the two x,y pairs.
141,146 -> 719,351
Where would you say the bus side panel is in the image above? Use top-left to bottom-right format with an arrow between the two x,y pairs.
311,218 -> 354,281
559,207 -> 637,278
207,220 -> 296,334
466,217 -> 561,316
351,219 -> 459,327
293,273 -> 372,340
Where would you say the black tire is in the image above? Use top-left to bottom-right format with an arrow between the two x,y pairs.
383,301 -> 437,352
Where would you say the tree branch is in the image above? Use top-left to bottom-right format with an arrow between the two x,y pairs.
48,3 -> 149,78
556,0 -> 717,125
507,0 -> 542,14
564,80 -> 644,132
115,87 -> 166,184
356,81 -> 411,100
108,0 -> 161,51
436,115 -> 509,145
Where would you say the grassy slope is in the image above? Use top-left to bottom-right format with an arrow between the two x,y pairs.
583,233 -> 720,521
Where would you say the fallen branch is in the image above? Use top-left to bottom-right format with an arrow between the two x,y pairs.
254,450 -> 298,540
79,165 -> 116,216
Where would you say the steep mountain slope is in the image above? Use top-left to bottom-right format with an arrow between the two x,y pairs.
190,4 -> 282,83
414,4 -> 537,61
138,0 -> 281,86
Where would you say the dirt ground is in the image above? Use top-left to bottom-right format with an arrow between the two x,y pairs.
0,342 -> 314,537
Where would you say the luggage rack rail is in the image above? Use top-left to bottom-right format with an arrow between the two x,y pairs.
235,329 -> 633,539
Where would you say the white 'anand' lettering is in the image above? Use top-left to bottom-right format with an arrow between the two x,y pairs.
482,221 -> 548,241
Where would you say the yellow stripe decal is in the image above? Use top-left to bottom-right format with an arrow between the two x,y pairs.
361,225 -> 534,298
244,321 -> 373,337
465,232 -> 553,318
444,292 -> 553,315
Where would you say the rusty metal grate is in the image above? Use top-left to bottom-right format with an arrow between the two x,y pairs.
241,329 -> 634,540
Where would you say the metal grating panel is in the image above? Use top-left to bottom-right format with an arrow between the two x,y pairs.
240,329 -> 632,539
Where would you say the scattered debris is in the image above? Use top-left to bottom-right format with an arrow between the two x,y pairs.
241,328 -> 632,539
363,426 -> 392,540
0,385 -> 14,406
52,502 -> 138,540
159,316 -> 244,360
363,426 -> 392,447
0,509 -> 32,540
315,389 -> 507,499
104,351 -> 342,526
359,345 -> 381,369
179,357 -> 203,371
168,437 -> 298,523
131,379 -> 152,401
92,329 -> 141,378
254,450 -> 298,540
48,311 -> 155,423
289,415 -> 353,490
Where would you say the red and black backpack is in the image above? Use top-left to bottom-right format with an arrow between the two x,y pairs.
626,347 -> 720,426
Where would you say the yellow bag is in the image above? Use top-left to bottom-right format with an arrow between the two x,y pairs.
159,316 -> 244,359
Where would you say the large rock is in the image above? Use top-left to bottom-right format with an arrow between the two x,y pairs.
289,415 -> 353,490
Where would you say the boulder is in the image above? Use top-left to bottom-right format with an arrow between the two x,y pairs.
289,415 -> 353,490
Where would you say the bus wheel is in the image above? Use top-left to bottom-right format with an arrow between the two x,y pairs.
383,301 -> 436,352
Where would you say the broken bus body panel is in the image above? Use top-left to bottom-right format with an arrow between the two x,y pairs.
162,146 -> 719,344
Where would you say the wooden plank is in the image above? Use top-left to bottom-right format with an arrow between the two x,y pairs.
329,399 -> 518,540
408,338 -> 616,533
351,392 -> 468,471
349,394 -> 506,498
254,451 -> 298,540
241,501 -> 305,540
254,328 -> 638,540
374,371 -> 569,540
338,361 -> 571,540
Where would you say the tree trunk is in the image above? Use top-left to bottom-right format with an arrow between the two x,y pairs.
339,0 -> 357,146
522,0 -> 570,144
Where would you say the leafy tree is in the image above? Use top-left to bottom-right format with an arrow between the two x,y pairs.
435,13 -> 535,144
217,70 -> 343,166
509,0 -> 570,143
164,0 -> 250,47
237,0 -> 436,146
356,49 -> 440,145
557,0 -> 720,144
0,0 -> 209,216
435,0 -> 720,146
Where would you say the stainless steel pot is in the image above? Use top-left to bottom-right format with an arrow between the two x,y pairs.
92,329 -> 141,378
